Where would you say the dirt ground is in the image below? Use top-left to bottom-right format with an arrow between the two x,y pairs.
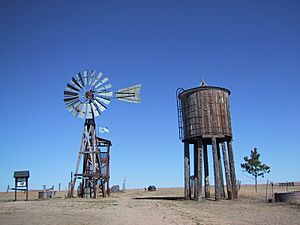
0,185 -> 299,225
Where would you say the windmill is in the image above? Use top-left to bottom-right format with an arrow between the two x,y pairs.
63,70 -> 141,198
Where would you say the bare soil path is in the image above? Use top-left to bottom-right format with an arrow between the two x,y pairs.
0,188 -> 299,225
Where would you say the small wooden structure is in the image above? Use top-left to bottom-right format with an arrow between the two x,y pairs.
13,171 -> 30,201
177,83 -> 238,201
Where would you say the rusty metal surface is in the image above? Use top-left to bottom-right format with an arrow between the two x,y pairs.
274,191 -> 300,203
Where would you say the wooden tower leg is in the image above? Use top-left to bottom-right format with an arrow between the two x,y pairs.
212,137 -> 221,201
203,144 -> 210,198
227,140 -> 238,199
217,143 -> 225,198
193,142 -> 198,200
193,139 -> 202,201
196,138 -> 203,200
221,142 -> 233,199
184,142 -> 190,200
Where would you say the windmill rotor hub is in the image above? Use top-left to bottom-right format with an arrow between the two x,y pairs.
85,90 -> 94,100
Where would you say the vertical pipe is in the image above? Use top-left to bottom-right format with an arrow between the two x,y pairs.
212,137 -> 221,201
184,142 -> 190,200
221,142 -> 233,200
193,142 -> 198,200
227,140 -> 238,199
217,143 -> 225,198
203,144 -> 210,198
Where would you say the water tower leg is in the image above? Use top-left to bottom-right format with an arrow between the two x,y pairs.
227,140 -> 238,199
217,143 -> 225,198
203,144 -> 210,198
197,138 -> 203,200
194,139 -> 203,201
212,137 -> 221,201
184,142 -> 190,200
221,142 -> 233,200
193,142 -> 198,200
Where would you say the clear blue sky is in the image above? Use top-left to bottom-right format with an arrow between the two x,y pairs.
0,0 -> 299,191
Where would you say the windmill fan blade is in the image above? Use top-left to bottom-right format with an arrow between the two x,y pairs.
76,73 -> 85,88
96,96 -> 111,105
66,83 -> 80,93
116,84 -> 141,103
86,103 -> 93,119
92,72 -> 103,86
64,96 -> 79,104
71,77 -> 83,89
64,91 -> 79,97
91,102 -> 101,117
78,103 -> 87,118
83,70 -> 88,86
94,77 -> 109,89
89,70 -> 96,85
95,83 -> 112,92
66,100 -> 80,111
66,104 -> 74,112
93,99 -> 107,112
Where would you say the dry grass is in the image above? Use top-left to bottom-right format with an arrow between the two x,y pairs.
0,185 -> 299,225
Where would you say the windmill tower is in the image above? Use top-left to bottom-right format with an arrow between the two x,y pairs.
63,70 -> 141,198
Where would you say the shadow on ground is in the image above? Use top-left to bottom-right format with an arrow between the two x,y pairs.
134,196 -> 185,201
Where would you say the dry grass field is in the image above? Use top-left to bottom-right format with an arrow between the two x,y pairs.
0,185 -> 299,225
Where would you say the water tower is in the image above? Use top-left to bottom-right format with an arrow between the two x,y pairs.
177,82 -> 238,201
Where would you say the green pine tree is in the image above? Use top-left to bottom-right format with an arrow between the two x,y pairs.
241,148 -> 270,192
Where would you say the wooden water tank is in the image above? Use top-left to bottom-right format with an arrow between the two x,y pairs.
179,86 -> 232,141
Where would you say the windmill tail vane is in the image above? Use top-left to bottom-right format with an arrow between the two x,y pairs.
116,84 -> 141,103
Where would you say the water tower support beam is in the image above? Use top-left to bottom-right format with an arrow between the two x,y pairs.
193,139 -> 203,201
197,138 -> 203,200
212,137 -> 221,200
221,142 -> 233,199
184,142 -> 190,200
227,140 -> 238,199
217,143 -> 225,198
203,144 -> 210,198
193,142 -> 198,200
